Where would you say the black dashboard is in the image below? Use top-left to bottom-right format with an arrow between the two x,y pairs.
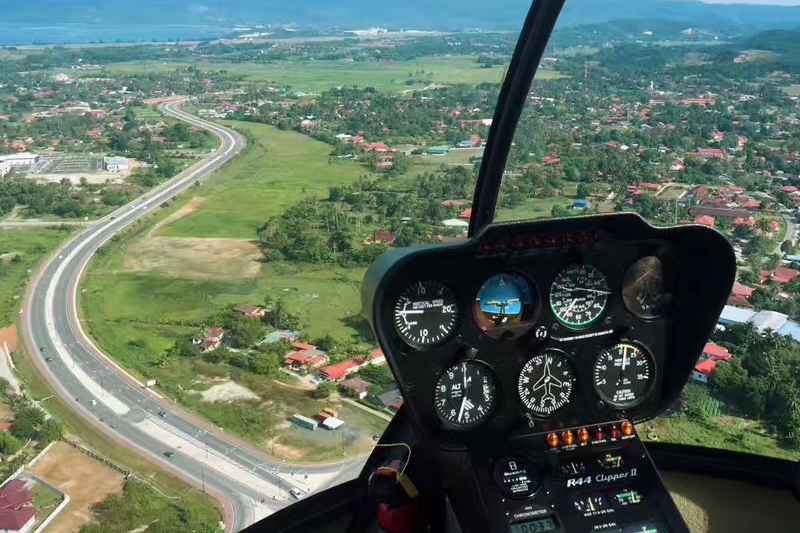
362,213 -> 735,533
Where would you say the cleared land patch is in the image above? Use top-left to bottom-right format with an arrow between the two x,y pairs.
200,380 -> 260,402
123,236 -> 262,279
30,442 -> 125,533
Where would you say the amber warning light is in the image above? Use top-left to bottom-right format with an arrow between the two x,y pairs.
621,420 -> 634,436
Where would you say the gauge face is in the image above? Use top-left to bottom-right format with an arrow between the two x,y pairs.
434,361 -> 497,428
572,493 -> 611,517
493,457 -> 541,498
622,256 -> 667,319
393,281 -> 458,347
518,350 -> 576,416
549,264 -> 610,328
593,343 -> 654,408
474,273 -> 539,339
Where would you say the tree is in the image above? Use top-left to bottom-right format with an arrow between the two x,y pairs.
265,297 -> 303,331
0,432 -> 21,455
358,364 -> 395,387
677,383 -> 712,421
231,317 -> 264,348
551,204 -> 570,218
251,350 -> 280,376
575,183 -> 590,199
171,338 -> 201,358
311,381 -> 335,399
41,418 -> 63,443
781,240 -> 795,255
764,254 -> 782,271
10,418 -> 34,441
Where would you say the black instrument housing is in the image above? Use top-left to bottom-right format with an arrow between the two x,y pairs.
363,213 -> 735,446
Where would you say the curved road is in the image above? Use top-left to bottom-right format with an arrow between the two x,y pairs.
20,99 -> 365,531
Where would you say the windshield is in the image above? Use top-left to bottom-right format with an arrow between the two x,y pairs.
0,1 -> 799,531
495,1 -> 800,463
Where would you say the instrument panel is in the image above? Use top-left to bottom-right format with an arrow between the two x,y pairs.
363,214 -> 734,444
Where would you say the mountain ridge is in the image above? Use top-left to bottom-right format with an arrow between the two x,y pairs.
2,0 -> 799,31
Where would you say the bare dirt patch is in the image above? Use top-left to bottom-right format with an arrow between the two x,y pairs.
150,196 -> 205,237
264,440 -> 303,460
29,442 -> 125,533
123,236 -> 262,279
0,325 -> 18,353
200,380 -> 260,402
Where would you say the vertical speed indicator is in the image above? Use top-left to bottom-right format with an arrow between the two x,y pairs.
393,281 -> 458,348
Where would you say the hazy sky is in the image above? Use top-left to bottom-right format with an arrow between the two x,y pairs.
700,0 -> 800,4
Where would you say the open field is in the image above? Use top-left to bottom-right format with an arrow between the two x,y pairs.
97,56 -> 566,93
783,84 -> 800,97
647,413 -> 800,461
659,184 -> 686,200
31,442 -> 124,532
493,182 -> 612,222
28,477 -> 64,530
124,237 -> 262,279
0,227 -> 74,327
419,147 -> 484,166
159,121 -> 370,239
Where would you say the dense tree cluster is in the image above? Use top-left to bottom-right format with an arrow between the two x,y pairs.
258,166 -> 476,266
710,323 -> 800,446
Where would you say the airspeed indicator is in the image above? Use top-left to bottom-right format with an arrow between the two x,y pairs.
393,281 -> 458,347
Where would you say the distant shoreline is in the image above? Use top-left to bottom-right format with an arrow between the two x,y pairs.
0,27 -> 450,50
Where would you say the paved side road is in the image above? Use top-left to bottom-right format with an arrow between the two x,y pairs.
20,99 -> 366,531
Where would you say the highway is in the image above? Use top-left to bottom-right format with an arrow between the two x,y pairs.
19,99 -> 365,531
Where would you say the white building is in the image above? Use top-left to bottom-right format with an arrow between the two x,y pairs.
0,153 -> 39,168
104,156 -> 129,172
0,162 -> 8,176
442,219 -> 469,228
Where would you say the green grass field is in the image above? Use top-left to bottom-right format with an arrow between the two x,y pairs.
783,85 -> 800,97
0,227 -> 74,327
30,482 -> 63,529
494,182 -> 604,222
160,121 -> 369,238
80,121 -> 384,457
648,414 -> 800,461
98,56 -> 566,93
659,185 -> 686,200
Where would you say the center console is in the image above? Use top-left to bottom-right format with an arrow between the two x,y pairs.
462,421 -> 685,533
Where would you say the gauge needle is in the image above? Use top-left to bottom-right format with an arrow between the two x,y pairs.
458,363 -> 468,422
397,309 -> 424,315
622,346 -> 628,371
563,298 -> 578,316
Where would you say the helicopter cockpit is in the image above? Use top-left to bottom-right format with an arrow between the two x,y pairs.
246,0 -> 800,532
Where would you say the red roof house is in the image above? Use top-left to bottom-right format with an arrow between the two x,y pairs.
0,479 -> 36,533
731,282 -> 754,298
782,186 -> 798,193
703,342 -> 732,362
458,208 -> 472,219
366,230 -> 396,245
695,358 -> 718,376
694,215 -> 715,226
320,357 -> 364,380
